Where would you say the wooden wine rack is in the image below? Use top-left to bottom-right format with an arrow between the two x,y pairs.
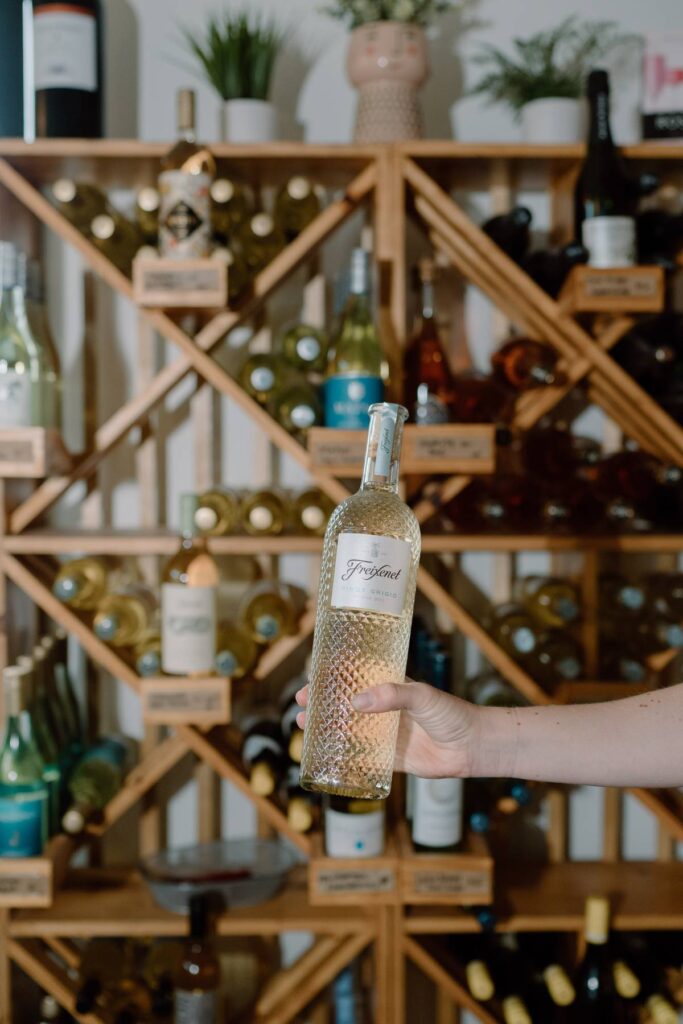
1,139 -> 683,1023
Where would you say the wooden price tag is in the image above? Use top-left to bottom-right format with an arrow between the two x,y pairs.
141,677 -> 231,725
402,425 -> 496,474
0,858 -> 52,907
133,258 -> 228,308
396,822 -> 494,906
411,868 -> 491,898
562,265 -> 664,313
0,428 -> 71,479
308,835 -> 399,905
307,429 -> 368,474
316,867 -> 396,895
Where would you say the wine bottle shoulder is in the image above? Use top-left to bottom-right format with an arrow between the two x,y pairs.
326,489 -> 421,547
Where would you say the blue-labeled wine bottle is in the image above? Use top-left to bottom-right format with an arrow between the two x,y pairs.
324,248 -> 385,429
0,664 -> 49,857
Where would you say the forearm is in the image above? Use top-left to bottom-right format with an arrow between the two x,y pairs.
470,684 -> 683,788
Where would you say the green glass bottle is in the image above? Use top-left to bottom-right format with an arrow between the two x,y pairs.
274,176 -> 321,242
281,323 -> 328,374
0,664 -> 49,857
25,259 -> 61,431
16,656 -> 62,836
52,628 -> 83,747
272,381 -> 323,435
0,242 -> 40,428
62,737 -> 131,834
32,644 -> 69,753
238,352 -> 286,406
324,248 -> 385,429
13,253 -> 57,429
41,636 -> 82,755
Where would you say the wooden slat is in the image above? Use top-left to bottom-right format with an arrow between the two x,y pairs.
603,788 -> 622,863
546,789 -> 568,864
404,937 -> 499,1024
254,936 -> 342,1018
7,940 -> 105,1024
43,936 -> 81,971
2,159 -> 375,532
252,604 -> 316,681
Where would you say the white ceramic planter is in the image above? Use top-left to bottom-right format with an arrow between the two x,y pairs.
520,98 -> 586,144
222,99 -> 277,143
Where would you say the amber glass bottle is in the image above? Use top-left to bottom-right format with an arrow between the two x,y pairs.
404,259 -> 455,424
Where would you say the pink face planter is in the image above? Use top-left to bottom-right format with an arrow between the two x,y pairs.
346,21 -> 430,141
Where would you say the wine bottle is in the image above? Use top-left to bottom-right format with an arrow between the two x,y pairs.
134,631 -> 162,678
522,241 -> 589,297
238,580 -> 302,645
0,1 -> 23,137
240,713 -> 287,797
404,258 -> 455,425
161,494 -> 219,676
411,776 -> 463,852
238,213 -> 285,273
89,213 -> 142,276
143,939 -> 182,1019
93,583 -> 157,648
529,632 -> 584,688
31,644 -> 69,751
16,656 -> 62,835
240,489 -> 289,537
514,576 -> 580,629
281,323 -> 328,374
12,252 -> 59,429
274,176 -> 321,241
488,604 -> 539,659
158,89 -> 215,259
0,664 -> 48,857
75,939 -> 125,1013
31,0 -> 103,139
446,475 -> 533,533
272,381 -> 323,435
25,258 -> 61,430
536,478 -> 604,534
573,896 -> 627,1022
282,765 -> 316,834
210,177 -> 252,245
613,316 -> 678,393
464,954 -> 495,1002
174,894 -> 222,1023
212,245 -> 250,304
62,737 -> 131,833
324,249 -> 385,430
238,352 -> 286,406
493,935 -> 533,1024
449,372 -> 512,424
612,960 -> 641,1000
491,337 -> 560,391
51,179 -> 108,230
323,795 -> 386,857
617,936 -> 678,1024
599,642 -> 648,684
215,623 -> 258,679
135,187 -> 160,246
637,208 -> 683,263
52,556 -> 112,610
575,70 -> 636,268
40,635 -> 81,753
300,403 -> 420,799
194,487 -> 241,536
290,487 -> 335,537
38,995 -> 62,1022
0,242 -> 40,428
599,574 -> 646,614
647,572 -> 683,619
521,425 -> 601,482
482,206 -> 532,262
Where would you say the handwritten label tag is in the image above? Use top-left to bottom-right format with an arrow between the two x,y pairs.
316,868 -> 396,895
408,431 -> 493,463
140,266 -> 223,294
134,259 -> 227,308
0,438 -> 35,466
584,272 -> 658,299
309,436 -> 367,469
142,678 -> 230,724
0,870 -> 50,905
412,869 -> 490,897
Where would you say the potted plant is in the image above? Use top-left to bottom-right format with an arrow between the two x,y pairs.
470,17 -> 630,144
324,0 -> 459,142
182,12 -> 283,142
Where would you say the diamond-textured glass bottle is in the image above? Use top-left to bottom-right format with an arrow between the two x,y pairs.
300,403 -> 421,799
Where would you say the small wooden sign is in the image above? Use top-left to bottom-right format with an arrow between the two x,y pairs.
141,676 -> 231,725
396,822 -> 493,906
0,856 -> 52,908
307,425 -> 496,476
561,265 -> 665,314
133,258 -> 228,308
0,428 -> 72,479
308,834 -> 398,906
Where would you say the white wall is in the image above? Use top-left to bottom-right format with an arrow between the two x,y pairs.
108,0 -> 682,144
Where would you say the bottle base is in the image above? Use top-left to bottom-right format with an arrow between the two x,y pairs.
299,772 -> 390,801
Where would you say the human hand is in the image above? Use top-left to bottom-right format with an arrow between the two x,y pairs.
296,678 -> 477,778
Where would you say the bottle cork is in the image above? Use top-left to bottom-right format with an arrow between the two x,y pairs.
584,895 -> 610,944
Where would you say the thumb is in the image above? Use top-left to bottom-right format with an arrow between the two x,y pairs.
352,680 -> 440,719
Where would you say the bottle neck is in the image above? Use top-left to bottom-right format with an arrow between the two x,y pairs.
361,409 -> 405,493
179,127 -> 197,145
420,279 -> 435,321
588,90 -> 613,148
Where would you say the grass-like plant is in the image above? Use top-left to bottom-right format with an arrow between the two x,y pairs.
470,17 -> 632,114
323,0 -> 458,29
181,11 -> 283,102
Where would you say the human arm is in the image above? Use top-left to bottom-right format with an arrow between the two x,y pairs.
296,680 -> 683,788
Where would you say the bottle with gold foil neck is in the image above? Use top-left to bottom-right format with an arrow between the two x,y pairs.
159,89 -> 215,259
195,488 -> 241,537
240,490 -> 289,537
274,176 -> 321,242
290,487 -> 335,537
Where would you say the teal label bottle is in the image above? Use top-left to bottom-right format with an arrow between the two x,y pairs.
0,664 -> 48,858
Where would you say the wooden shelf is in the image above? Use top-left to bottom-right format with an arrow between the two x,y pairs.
8,865 -> 373,938
405,860 -> 683,934
421,534 -> 683,552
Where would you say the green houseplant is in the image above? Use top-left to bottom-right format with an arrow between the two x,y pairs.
182,12 -> 284,142
325,0 -> 460,141
470,17 -> 629,143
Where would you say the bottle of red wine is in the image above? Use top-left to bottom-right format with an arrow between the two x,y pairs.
575,70 -> 636,269
482,206 -> 532,263
30,0 -> 103,139
0,2 -> 23,137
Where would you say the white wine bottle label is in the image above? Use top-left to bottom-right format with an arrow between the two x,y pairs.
331,533 -> 411,617
0,372 -> 31,428
582,216 -> 636,268
412,777 -> 463,848
325,806 -> 385,858
174,990 -> 218,1023
33,5 -> 97,92
161,583 -> 216,674
159,170 -> 212,258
